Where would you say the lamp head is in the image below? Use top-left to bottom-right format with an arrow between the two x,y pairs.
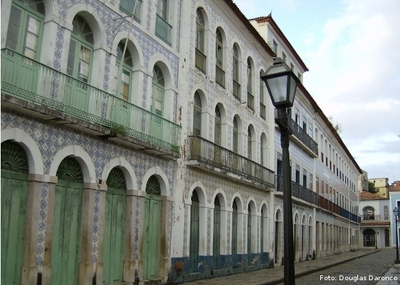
261,57 -> 299,109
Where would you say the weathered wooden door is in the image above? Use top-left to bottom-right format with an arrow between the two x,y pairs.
1,141 -> 29,285
213,198 -> 221,269
189,191 -> 200,272
103,168 -> 126,283
143,176 -> 162,280
51,157 -> 83,285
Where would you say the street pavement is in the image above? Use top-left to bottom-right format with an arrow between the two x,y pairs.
183,248 -> 398,285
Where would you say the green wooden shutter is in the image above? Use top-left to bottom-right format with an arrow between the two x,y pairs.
103,168 -> 127,283
1,141 -> 29,285
51,157 -> 83,285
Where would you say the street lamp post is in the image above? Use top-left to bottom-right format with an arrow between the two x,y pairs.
261,58 -> 300,285
393,207 -> 400,263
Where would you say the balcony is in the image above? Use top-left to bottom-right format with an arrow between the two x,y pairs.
188,136 -> 275,188
288,117 -> 318,157
1,48 -> 181,158
276,175 -> 318,205
155,14 -> 172,45
276,175 -> 360,223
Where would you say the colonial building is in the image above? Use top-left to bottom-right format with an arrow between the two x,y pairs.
359,191 -> 390,248
1,1 -> 361,285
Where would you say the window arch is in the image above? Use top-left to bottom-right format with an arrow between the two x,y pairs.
195,8 -> 206,73
232,44 -> 241,100
6,0 -> 45,59
363,206 -> 375,220
247,58 -> 254,109
193,92 -> 202,136
215,28 -> 225,87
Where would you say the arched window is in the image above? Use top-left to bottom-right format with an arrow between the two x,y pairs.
247,58 -> 254,109
247,126 -> 252,159
215,28 -> 224,87
67,15 -> 93,83
384,205 -> 389,220
115,40 -> 133,102
195,9 -> 206,73
213,196 -> 221,268
232,44 -> 240,100
260,70 -> 266,119
151,65 -> 165,116
190,190 -> 200,272
193,92 -> 202,136
363,206 -> 375,220
233,117 -> 238,153
214,106 -> 221,145
6,0 -> 45,59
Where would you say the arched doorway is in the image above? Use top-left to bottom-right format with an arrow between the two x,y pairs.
103,168 -> 127,283
51,157 -> 84,285
213,196 -> 221,269
1,141 -> 29,285
189,190 -> 200,272
143,176 -> 162,280
363,228 -> 376,247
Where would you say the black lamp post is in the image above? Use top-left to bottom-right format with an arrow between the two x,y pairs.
393,207 -> 400,263
261,58 -> 300,285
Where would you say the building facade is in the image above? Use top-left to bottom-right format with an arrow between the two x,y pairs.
359,191 -> 390,248
1,1 -> 361,285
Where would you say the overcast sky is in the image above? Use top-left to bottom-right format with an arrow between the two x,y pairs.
234,0 -> 400,184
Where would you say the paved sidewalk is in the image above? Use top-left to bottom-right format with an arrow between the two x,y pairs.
376,263 -> 400,285
183,249 -> 379,285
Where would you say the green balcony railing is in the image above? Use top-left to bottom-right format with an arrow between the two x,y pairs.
1,48 -> 181,153
155,14 -> 172,45
188,136 -> 275,188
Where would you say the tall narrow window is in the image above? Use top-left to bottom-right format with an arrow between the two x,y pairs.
247,58 -> 254,110
232,44 -> 240,100
247,126 -> 252,159
6,0 -> 45,59
67,15 -> 93,83
233,117 -> 238,153
155,0 -> 171,44
215,29 -> 224,87
193,92 -> 202,136
115,41 -> 133,102
260,135 -> 264,166
214,106 -> 221,145
151,66 -> 164,116
260,70 -> 266,119
195,9 -> 206,73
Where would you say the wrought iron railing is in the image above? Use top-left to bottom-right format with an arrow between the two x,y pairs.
276,175 -> 318,205
362,214 -> 384,221
188,136 -> 275,188
155,14 -> 172,45
276,175 -> 360,223
1,48 -> 181,153
288,118 -> 318,155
